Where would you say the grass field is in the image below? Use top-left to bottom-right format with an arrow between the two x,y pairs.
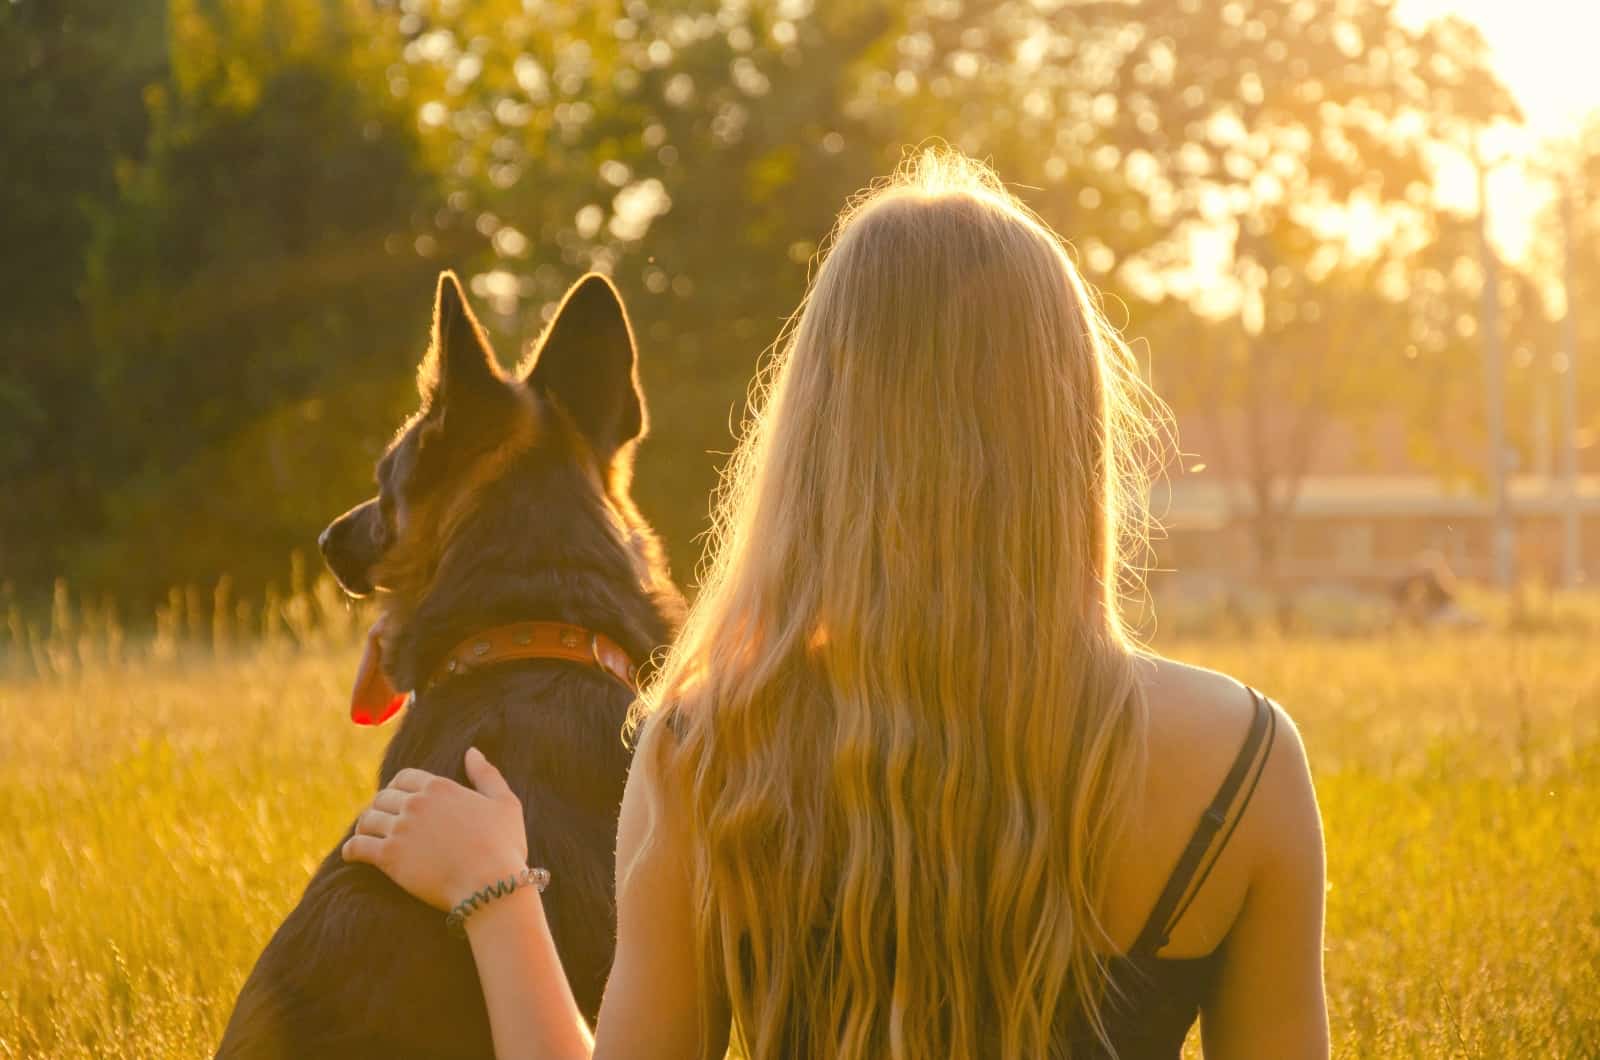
1,629 -> 1597,1057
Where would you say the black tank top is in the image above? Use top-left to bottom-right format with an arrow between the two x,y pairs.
1067,686 -> 1278,1058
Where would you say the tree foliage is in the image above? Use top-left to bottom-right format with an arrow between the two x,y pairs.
0,0 -> 1574,608
0,0 -> 165,589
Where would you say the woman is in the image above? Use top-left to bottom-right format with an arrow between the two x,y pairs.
342,152 -> 1328,1059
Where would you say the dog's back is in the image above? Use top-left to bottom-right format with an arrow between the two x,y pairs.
218,272 -> 682,1058
219,669 -> 635,1058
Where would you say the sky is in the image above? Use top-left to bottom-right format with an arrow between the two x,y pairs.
1395,0 -> 1600,262
1396,0 -> 1600,137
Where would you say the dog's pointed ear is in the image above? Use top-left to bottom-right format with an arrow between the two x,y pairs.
421,271 -> 501,413
524,274 -> 644,460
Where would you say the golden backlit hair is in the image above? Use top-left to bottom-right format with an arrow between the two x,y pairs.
631,149 -> 1167,1058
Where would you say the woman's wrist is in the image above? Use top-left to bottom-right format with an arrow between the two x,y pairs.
446,864 -> 550,937
461,875 -> 547,944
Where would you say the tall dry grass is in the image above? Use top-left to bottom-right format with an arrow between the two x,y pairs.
0,589 -> 1596,1056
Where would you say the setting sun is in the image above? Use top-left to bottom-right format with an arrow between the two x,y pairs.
1399,0 -> 1600,261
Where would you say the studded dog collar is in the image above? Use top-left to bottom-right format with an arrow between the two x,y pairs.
423,620 -> 639,696
348,618 -> 639,726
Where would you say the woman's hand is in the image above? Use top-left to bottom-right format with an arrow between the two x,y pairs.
342,747 -> 529,911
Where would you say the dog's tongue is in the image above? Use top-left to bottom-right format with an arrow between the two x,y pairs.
350,619 -> 408,726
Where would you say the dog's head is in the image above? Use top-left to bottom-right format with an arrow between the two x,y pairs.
318,269 -> 646,607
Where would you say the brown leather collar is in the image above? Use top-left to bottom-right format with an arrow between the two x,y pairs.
423,620 -> 639,695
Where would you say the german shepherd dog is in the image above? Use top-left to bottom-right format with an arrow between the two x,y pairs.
217,271 -> 683,1058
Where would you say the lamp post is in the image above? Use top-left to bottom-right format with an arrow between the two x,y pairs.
1559,187 -> 1583,587
1476,154 -> 1514,589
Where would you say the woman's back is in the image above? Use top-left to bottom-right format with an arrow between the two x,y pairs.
618,657 -> 1327,1059
715,657 -> 1325,1058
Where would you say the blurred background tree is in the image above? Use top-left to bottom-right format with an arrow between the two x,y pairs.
0,0 -> 1588,615
76,0 -> 451,593
0,0 -> 165,595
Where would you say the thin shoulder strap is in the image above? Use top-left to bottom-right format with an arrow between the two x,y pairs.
1131,686 -> 1277,957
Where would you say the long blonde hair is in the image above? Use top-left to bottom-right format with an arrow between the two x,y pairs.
632,151 -> 1165,1059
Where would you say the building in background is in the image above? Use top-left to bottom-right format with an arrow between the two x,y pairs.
1154,411 -> 1600,593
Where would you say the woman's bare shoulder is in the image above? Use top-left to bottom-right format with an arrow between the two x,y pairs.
1138,653 -> 1307,767
1136,655 -> 1258,777
1101,653 -> 1320,956
1136,652 -> 1320,864
1136,663 -> 1329,1053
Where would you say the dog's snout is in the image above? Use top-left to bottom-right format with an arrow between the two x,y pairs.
320,498 -> 383,597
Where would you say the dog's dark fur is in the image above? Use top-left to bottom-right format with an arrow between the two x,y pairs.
217,272 -> 683,1059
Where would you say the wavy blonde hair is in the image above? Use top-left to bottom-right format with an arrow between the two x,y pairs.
632,151 -> 1166,1059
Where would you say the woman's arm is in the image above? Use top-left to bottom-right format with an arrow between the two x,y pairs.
341,750 -> 593,1059
342,743 -> 721,1060
590,733 -> 730,1059
462,879 -> 594,1060
1199,710 -> 1330,1058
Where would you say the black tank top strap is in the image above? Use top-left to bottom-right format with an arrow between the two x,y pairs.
1131,686 -> 1277,958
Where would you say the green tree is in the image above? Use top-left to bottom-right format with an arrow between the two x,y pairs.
75,0 -> 457,602
0,0 -> 1557,609
0,0 -> 165,598
1055,3 -> 1522,590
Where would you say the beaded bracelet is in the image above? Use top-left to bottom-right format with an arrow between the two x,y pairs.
445,865 -> 551,938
